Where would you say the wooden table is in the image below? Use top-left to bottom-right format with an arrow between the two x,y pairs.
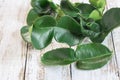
0,0 -> 120,80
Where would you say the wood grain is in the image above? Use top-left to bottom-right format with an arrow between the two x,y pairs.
107,0 -> 120,79
0,0 -> 30,80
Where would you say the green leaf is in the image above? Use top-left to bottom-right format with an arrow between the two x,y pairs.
57,15 -> 81,35
89,9 -> 102,21
76,43 -> 112,70
60,0 -> 79,17
81,28 -> 100,38
89,0 -> 106,8
76,56 -> 111,70
89,0 -> 106,19
33,15 -> 57,28
55,15 -> 84,46
54,27 -> 84,46
31,27 -> 54,49
90,32 -> 108,43
80,19 -> 100,38
31,0 -> 49,8
31,15 -> 56,49
102,8 -> 120,32
21,26 -> 32,43
41,48 -> 77,65
86,22 -> 100,32
31,0 -> 57,16
27,9 -> 40,26
49,1 -> 57,11
91,8 -> 120,43
75,3 -> 95,18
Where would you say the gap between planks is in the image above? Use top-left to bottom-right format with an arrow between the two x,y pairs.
111,32 -> 120,79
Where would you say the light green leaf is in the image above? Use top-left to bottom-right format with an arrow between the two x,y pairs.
89,0 -> 106,8
89,9 -> 102,21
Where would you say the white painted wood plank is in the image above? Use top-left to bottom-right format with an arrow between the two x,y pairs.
71,0 -> 119,80
0,0 -> 30,80
106,0 -> 120,77
25,41 -> 71,80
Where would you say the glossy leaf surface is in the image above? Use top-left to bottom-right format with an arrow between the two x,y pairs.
76,56 -> 111,70
54,27 -> 84,46
21,26 -> 32,43
33,15 -> 56,28
31,15 -> 56,49
76,43 -> 112,70
27,9 -> 39,26
57,16 -> 81,35
60,0 -> 79,17
41,48 -> 77,65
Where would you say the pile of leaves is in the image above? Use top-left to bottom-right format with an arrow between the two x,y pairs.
21,0 -> 120,70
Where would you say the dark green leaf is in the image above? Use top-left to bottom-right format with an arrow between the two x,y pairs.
27,9 -> 40,26
31,0 -> 56,16
41,48 -> 77,65
33,15 -> 57,28
90,32 -> 108,43
31,27 -> 54,49
76,43 -> 112,70
21,26 -> 32,43
76,56 -> 111,70
75,3 -> 95,18
102,8 -> 120,32
86,22 -> 100,32
31,0 -> 49,8
57,15 -> 81,35
60,0 -> 79,17
31,15 -> 56,49
91,8 -> 120,43
54,27 -> 84,46
80,19 -> 100,38
81,28 -> 100,38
